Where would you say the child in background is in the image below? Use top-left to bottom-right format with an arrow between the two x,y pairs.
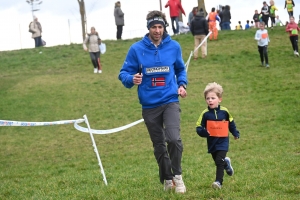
250,21 -> 255,28
245,20 -> 250,29
253,10 -> 260,28
236,21 -> 243,30
255,21 -> 270,67
284,0 -> 295,17
269,0 -> 278,29
285,16 -> 300,56
196,82 -> 240,190
275,15 -> 284,26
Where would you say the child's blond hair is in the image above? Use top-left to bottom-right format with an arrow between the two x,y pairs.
203,82 -> 223,99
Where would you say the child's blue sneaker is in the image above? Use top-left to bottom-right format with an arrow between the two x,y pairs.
212,181 -> 222,189
224,157 -> 234,176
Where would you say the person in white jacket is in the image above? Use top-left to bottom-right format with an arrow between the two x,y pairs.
29,16 -> 43,47
255,21 -> 270,68
83,27 -> 102,73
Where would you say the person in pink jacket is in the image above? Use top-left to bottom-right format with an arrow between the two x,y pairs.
285,16 -> 300,57
165,0 -> 186,35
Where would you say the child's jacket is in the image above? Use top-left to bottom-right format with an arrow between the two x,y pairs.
196,105 -> 240,153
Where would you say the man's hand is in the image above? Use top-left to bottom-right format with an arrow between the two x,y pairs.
133,73 -> 143,85
178,86 -> 187,98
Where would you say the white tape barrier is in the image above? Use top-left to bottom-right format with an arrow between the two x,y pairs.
83,115 -> 108,185
1,116 -> 144,186
0,119 -> 85,126
185,51 -> 193,72
74,118 -> 144,134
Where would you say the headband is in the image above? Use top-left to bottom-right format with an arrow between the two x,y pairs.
147,17 -> 166,29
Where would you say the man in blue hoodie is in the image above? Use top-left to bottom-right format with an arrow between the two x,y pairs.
118,10 -> 188,193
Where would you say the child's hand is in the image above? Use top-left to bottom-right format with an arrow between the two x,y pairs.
234,136 -> 239,140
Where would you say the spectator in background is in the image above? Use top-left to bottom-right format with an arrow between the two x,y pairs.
284,0 -> 295,17
219,7 -> 224,30
269,0 -> 278,29
285,16 -> 300,56
219,5 -> 231,30
165,0 -> 186,35
190,10 -> 209,59
188,6 -> 198,29
253,10 -> 260,28
261,1 -> 270,28
83,27 -> 102,74
208,7 -> 220,40
29,16 -> 43,48
245,20 -> 250,29
236,21 -> 243,30
250,21 -> 255,28
114,1 -> 124,40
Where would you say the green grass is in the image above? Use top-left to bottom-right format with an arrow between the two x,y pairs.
0,27 -> 300,199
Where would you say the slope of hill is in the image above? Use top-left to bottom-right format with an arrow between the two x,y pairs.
1,27 -> 299,199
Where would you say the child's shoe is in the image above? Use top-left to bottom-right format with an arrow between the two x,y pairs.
164,180 -> 174,191
261,62 -> 264,66
266,64 -> 270,68
224,157 -> 234,176
212,181 -> 222,189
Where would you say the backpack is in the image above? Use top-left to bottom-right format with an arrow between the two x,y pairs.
28,22 -> 35,33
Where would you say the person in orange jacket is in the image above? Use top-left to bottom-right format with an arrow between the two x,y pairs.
165,0 -> 186,35
208,7 -> 220,40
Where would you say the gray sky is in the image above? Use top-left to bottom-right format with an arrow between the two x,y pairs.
0,0 -> 299,51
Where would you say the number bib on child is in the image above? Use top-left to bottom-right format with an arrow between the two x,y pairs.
207,120 -> 229,137
291,29 -> 298,35
261,33 -> 268,39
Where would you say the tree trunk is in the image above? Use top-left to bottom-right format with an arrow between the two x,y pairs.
198,0 -> 207,17
77,0 -> 87,41
179,0 -> 183,22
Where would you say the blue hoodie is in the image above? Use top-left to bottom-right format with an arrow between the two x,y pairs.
119,33 -> 187,109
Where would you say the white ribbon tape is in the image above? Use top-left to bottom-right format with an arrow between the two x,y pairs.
74,118 -> 144,134
0,119 -> 85,126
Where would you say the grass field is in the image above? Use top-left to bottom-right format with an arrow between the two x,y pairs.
0,26 -> 300,200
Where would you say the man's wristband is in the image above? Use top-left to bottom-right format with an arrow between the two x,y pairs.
180,84 -> 187,90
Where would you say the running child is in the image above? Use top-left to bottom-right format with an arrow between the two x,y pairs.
275,15 -> 284,26
286,16 -> 300,56
255,21 -> 270,67
253,10 -> 260,28
196,82 -> 240,189
269,0 -> 278,29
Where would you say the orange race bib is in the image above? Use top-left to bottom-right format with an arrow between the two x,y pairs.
207,120 -> 229,137
261,33 -> 268,39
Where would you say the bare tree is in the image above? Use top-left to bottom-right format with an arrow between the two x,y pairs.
26,0 -> 43,19
179,0 -> 183,22
77,0 -> 87,41
198,0 -> 207,17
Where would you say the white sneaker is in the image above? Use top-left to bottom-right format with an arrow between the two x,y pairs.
296,52 -> 299,57
164,180 -> 174,191
98,70 -> 102,73
212,181 -> 222,189
173,175 -> 186,193
93,68 -> 97,73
